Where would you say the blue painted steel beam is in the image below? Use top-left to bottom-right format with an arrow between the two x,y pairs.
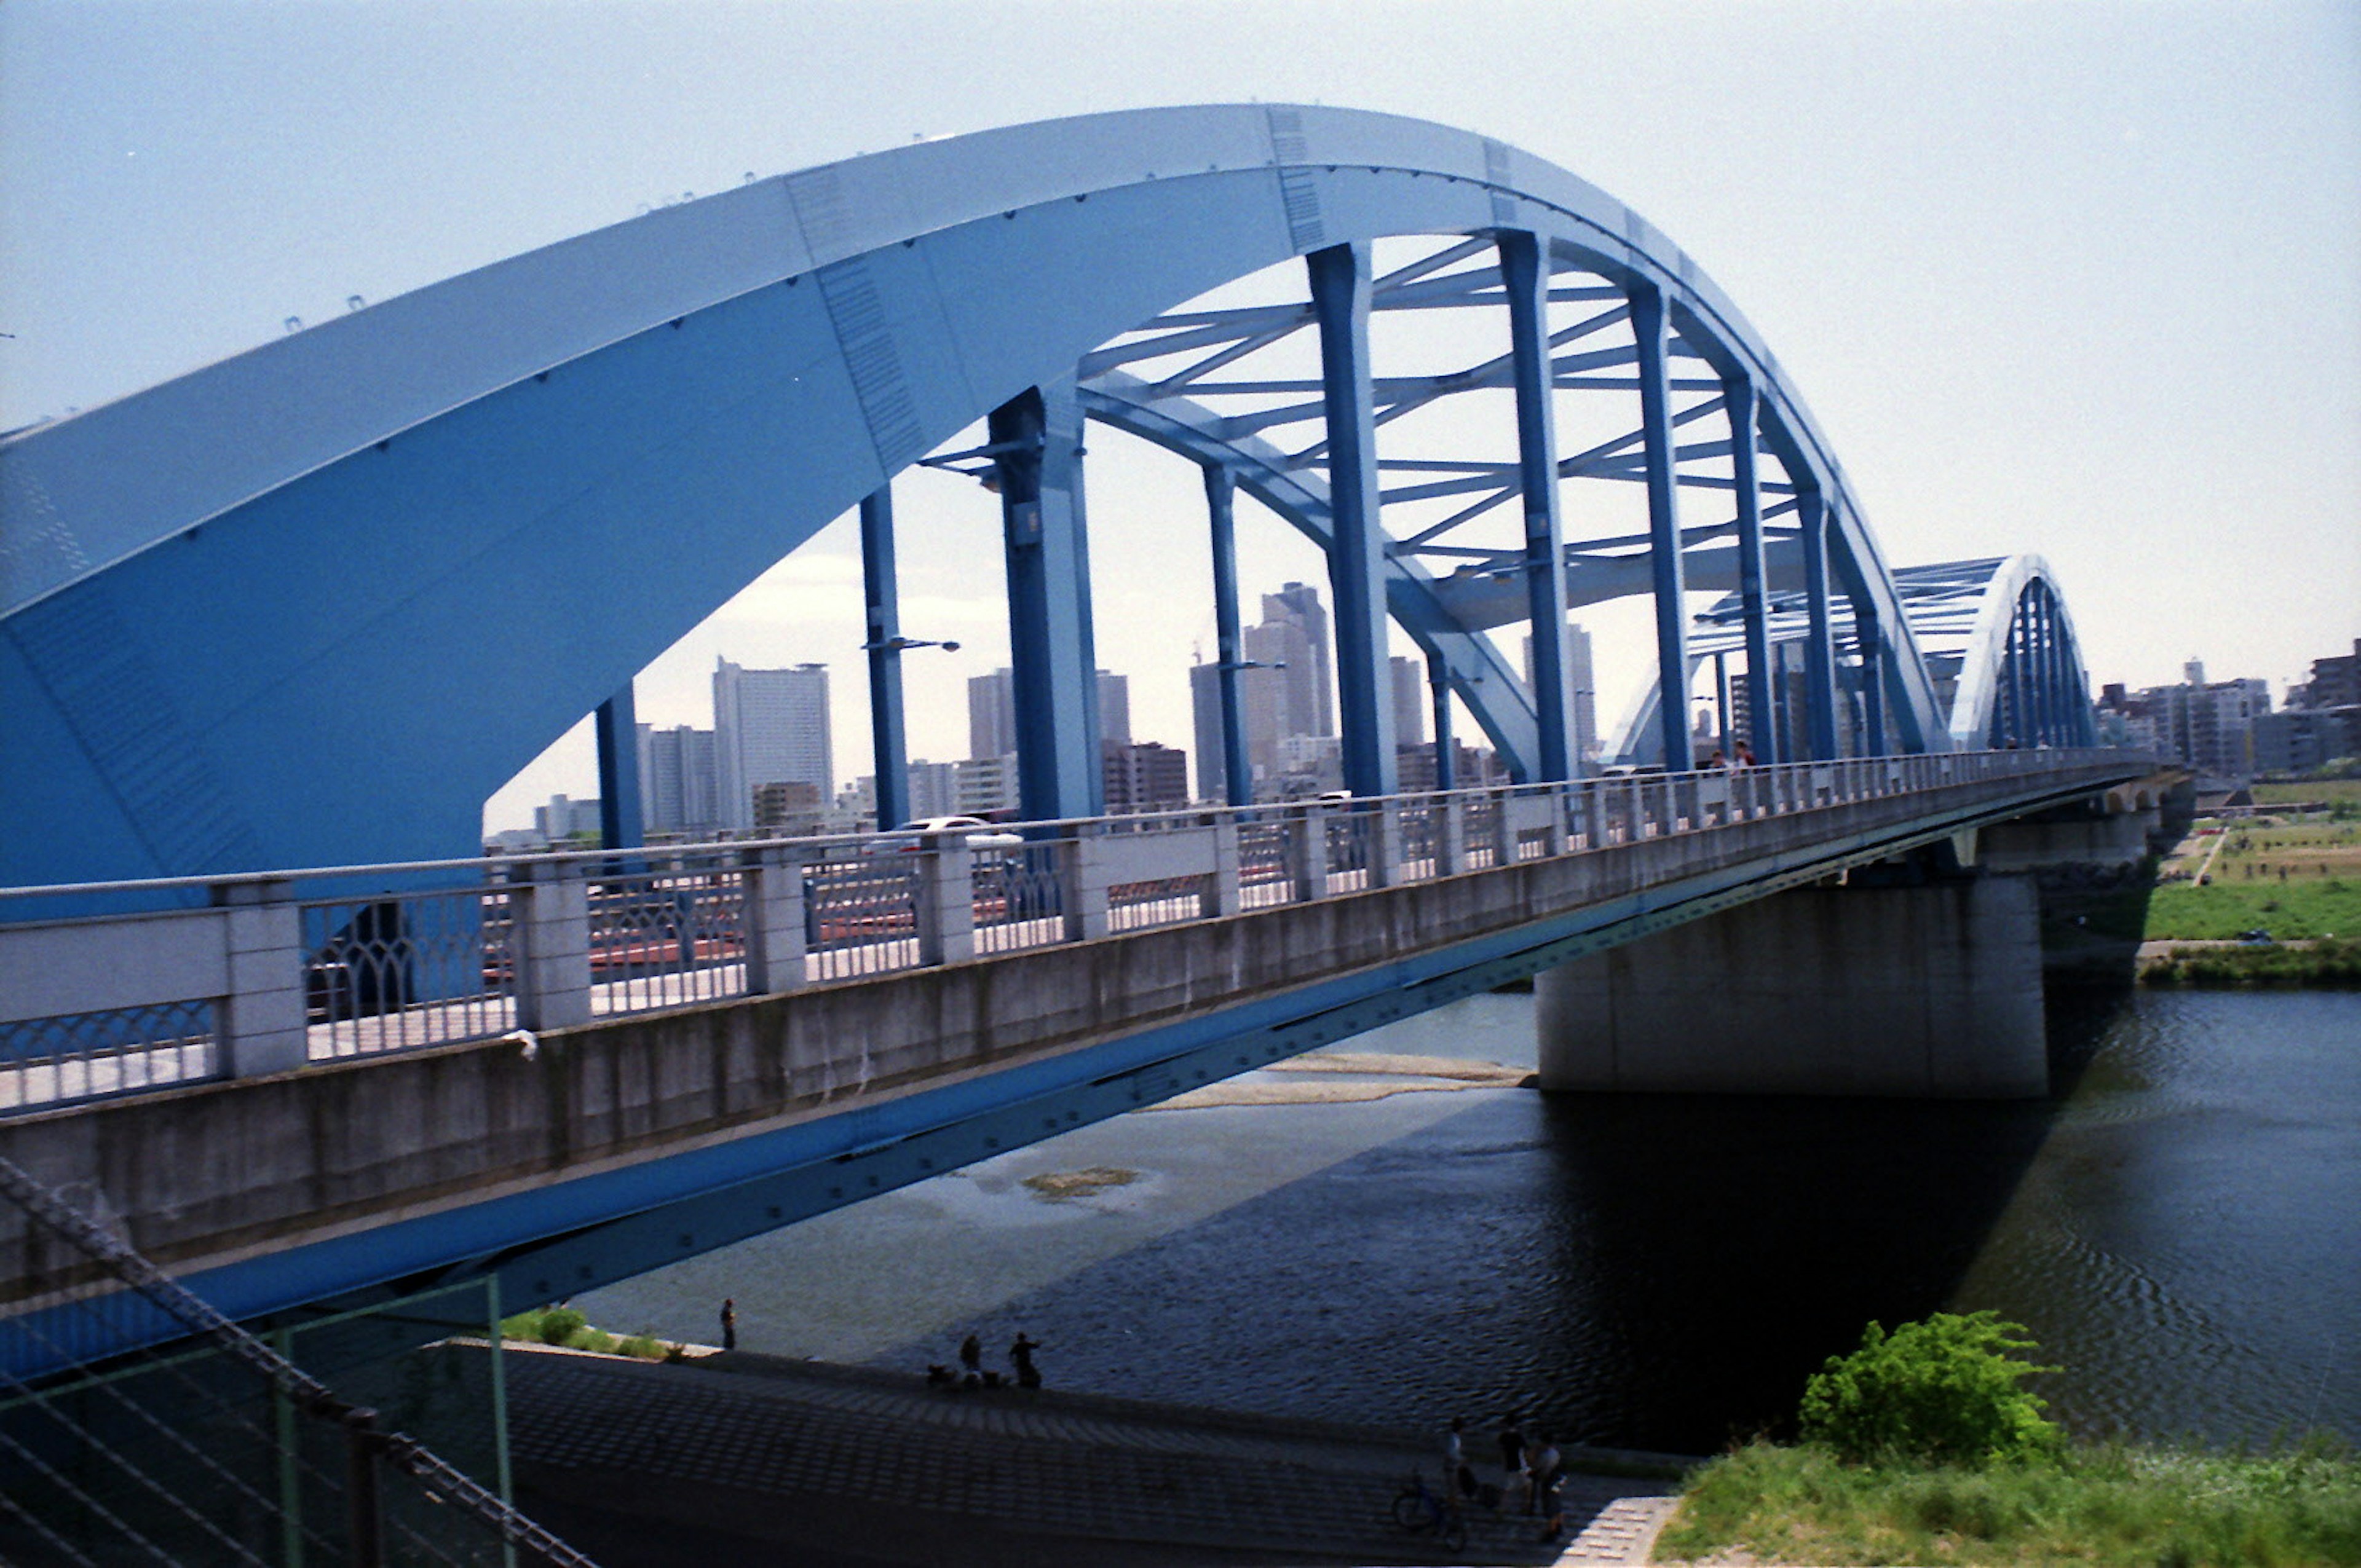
1203,463 -> 1253,808
990,380 -> 1104,820
6,107 -> 2022,902
2046,593 -> 2062,745
595,683 -> 643,851
1629,280 -> 1692,772
1500,230 -> 1573,781
1308,242 -> 1397,796
2022,590 -> 2041,745
2006,599 -> 2028,745
1078,374 -> 1540,782
2032,589 -> 2052,744
1725,373 -> 1776,764
1429,650 -> 1455,790
860,485 -> 909,832
1857,602 -> 1888,756
1796,489 -> 1841,760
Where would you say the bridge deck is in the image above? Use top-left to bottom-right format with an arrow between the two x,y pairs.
0,752 -> 2149,1360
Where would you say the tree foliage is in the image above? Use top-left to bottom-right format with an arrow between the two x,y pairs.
1800,1311 -> 2060,1467
534,1306 -> 588,1346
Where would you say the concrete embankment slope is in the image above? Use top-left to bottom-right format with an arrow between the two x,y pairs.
488,1344 -> 1685,1566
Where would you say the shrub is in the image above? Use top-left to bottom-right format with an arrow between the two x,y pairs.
617,1334 -> 665,1360
1800,1311 -> 2059,1467
535,1306 -> 587,1346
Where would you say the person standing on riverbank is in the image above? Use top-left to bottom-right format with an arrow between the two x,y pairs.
1535,1459 -> 1566,1542
1011,1331 -> 1042,1389
1497,1416 -> 1526,1502
1529,1436 -> 1561,1529
719,1298 -> 736,1352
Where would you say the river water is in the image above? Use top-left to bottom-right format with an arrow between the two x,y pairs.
580,987 -> 2360,1454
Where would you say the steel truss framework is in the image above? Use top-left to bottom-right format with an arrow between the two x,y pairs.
0,105 -> 2096,894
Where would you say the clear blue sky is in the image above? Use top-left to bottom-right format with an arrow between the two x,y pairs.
4,1 -> 2355,829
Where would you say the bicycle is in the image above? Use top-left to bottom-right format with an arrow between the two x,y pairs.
1389,1468 -> 1467,1552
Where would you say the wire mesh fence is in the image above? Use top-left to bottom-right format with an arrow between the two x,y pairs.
0,1156 -> 598,1567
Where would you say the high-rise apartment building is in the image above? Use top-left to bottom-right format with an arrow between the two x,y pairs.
2289,639 -> 2361,712
1188,662 -> 1228,802
1097,671 -> 1131,747
1521,621 -> 1599,765
636,723 -> 720,835
969,667 -> 1130,759
1191,584 -> 1355,800
1103,741 -> 1190,813
713,658 -> 832,831
533,794 -> 601,843
1391,655 -> 1426,749
968,669 -> 1018,761
954,754 -> 1021,817
1262,583 -> 1334,739
2096,660 -> 2269,781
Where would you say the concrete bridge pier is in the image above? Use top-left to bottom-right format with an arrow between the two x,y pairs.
1535,871 -> 2047,1098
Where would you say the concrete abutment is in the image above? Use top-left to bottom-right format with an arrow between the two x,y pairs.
1535,872 -> 2047,1098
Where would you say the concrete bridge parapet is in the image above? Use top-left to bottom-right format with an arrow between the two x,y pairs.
0,755 -> 2150,1325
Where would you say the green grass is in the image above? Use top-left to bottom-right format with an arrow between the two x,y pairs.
2144,879 -> 2361,941
2250,781 -> 2361,809
497,1306 -> 674,1361
2143,937 -> 2361,987
1656,1436 -> 2361,1566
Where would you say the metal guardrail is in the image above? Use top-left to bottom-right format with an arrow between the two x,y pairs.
0,751 -> 2148,1116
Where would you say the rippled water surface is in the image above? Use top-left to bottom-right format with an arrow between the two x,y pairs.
583,988 -> 2360,1454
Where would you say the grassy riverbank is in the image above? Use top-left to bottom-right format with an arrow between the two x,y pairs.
2146,878 -> 2361,942
1656,1436 -> 2361,1566
2141,936 -> 2361,987
500,1304 -> 674,1361
2137,810 -> 2361,982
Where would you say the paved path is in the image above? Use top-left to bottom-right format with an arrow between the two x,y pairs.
494,1345 -> 1683,1566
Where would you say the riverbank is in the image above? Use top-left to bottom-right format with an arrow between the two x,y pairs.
1653,1438 -> 2361,1566
2128,810 -> 2360,984
486,1342 -> 1688,1566
2137,936 -> 2361,987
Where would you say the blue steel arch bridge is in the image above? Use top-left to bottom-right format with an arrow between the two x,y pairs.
0,108 -> 2141,1381
0,104 -> 2096,897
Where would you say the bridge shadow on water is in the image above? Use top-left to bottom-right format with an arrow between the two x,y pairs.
886,980 -> 2143,1460
1525,982 -> 2134,1454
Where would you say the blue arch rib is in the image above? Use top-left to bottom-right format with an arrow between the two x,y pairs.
2,104 -> 1952,890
